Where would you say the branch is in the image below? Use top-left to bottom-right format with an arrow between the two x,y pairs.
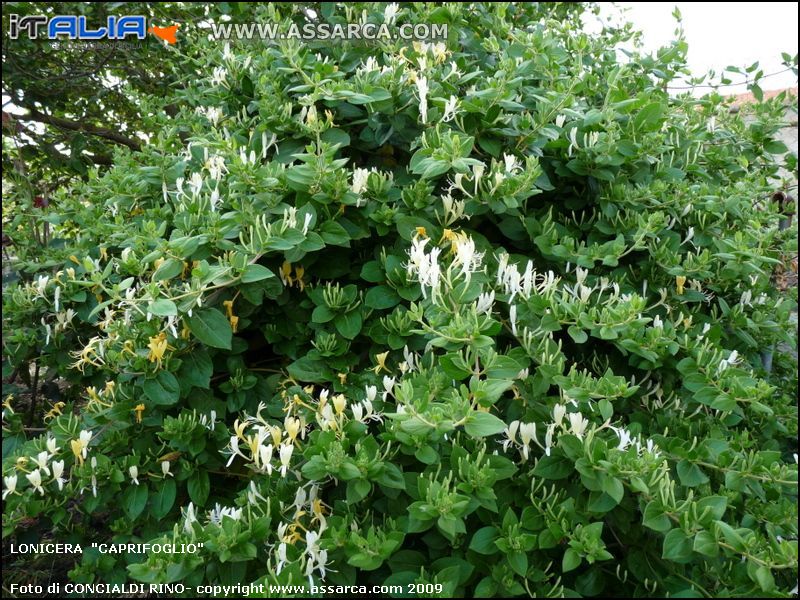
23,108 -> 142,151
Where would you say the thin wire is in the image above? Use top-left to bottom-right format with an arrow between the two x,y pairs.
667,66 -> 796,90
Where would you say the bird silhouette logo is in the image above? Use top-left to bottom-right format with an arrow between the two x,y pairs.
149,23 -> 179,44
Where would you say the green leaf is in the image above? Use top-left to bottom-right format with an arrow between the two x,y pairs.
662,529 -> 693,563
148,298 -> 177,317
123,484 -> 148,520
464,411 -> 506,437
568,325 -> 588,343
150,478 -> 176,520
334,311 -> 362,339
187,470 -> 210,506
508,551 -> 528,576
240,264 -> 275,283
187,308 -> 232,349
643,501 -> 672,532
143,371 -> 181,406
153,258 -> 184,282
677,460 -> 709,487
469,526 -> 499,555
693,530 -> 718,557
562,548 -> 582,572
177,349 -> 213,390
532,454 -> 573,479
365,285 -> 401,309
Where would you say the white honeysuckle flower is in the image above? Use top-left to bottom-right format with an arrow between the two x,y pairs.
653,315 -> 663,329
161,460 -> 173,478
258,444 -> 275,475
406,237 -> 442,303
279,443 -> 294,477
129,465 -> 140,485
553,404 -> 566,426
275,542 -> 289,574
248,481 -> 267,506
360,56 -> 380,73
209,187 -> 220,212
614,427 -> 633,451
284,206 -> 298,229
442,95 -> 459,122
222,42 -> 234,61
33,451 -> 51,476
52,460 -> 66,490
3,475 -> 18,499
384,2 -> 399,23
475,291 -> 495,315
365,385 -> 377,403
211,66 -> 227,86
27,469 -> 45,495
510,304 -> 518,335
382,376 -> 395,393
46,436 -> 59,456
502,420 -> 519,451
568,412 -> 589,439
503,153 -> 521,173
350,167 -> 369,195
544,424 -> 555,457
188,172 -> 204,196
555,114 -> 566,128
183,502 -> 198,534
302,213 -> 313,235
415,76 -> 429,123
453,235 -> 484,282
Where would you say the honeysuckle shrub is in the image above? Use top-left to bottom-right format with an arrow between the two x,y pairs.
3,2 -> 798,597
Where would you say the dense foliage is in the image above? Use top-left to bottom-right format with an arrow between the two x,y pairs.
2,2 -> 798,597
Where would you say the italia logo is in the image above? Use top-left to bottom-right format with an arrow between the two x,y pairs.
8,14 -> 179,44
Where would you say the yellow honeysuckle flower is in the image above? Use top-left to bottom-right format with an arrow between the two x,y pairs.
134,403 -> 145,423
147,332 -> 173,367
415,226 -> 428,239
333,394 -> 347,415
337,372 -> 348,385
43,401 -> 64,421
234,419 -> 248,440
676,275 -> 687,295
373,351 -> 390,374
281,261 -> 294,285
285,416 -> 301,441
15,456 -> 29,470
70,439 -> 85,466
181,324 -> 191,339
104,381 -> 116,398
269,425 -> 283,447
153,257 -> 165,271
69,255 -> 81,265
294,265 -> 305,291
223,300 -> 235,319
99,247 -> 108,261
230,315 -> 239,333
3,395 -> 14,413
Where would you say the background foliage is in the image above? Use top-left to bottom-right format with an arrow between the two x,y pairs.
2,2 -> 798,597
